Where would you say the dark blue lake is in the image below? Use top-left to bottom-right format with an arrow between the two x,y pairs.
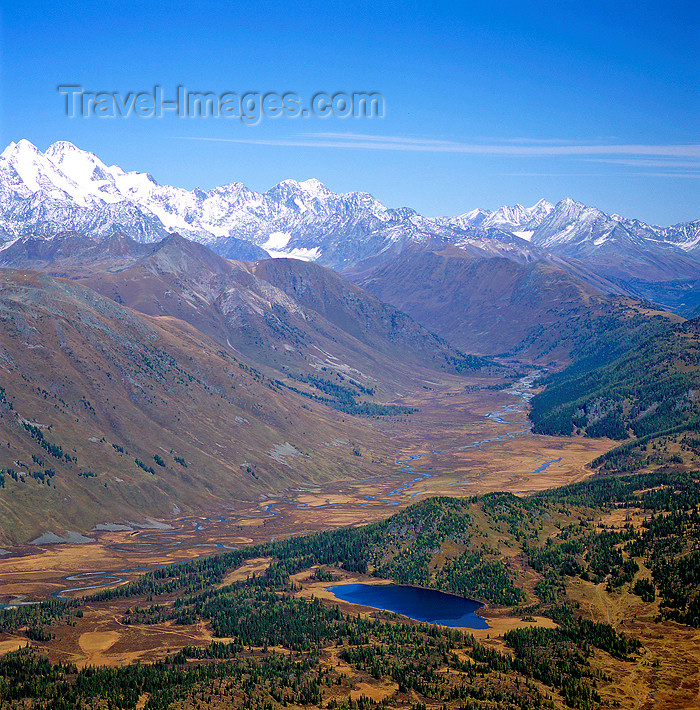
328,583 -> 490,629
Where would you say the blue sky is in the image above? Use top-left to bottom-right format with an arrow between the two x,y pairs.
1,0 -> 698,224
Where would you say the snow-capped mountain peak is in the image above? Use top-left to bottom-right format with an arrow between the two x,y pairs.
273,177 -> 330,197
0,140 -> 698,273
0,141 -> 415,264
298,177 -> 331,198
44,140 -> 85,158
1,138 -> 39,161
44,141 -> 125,205
107,164 -> 159,198
529,198 -> 554,219
445,199 -> 554,236
0,138 -> 107,208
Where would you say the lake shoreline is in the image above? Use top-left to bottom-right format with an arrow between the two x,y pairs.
326,581 -> 491,630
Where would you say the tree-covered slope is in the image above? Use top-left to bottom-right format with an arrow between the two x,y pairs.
3,468 -> 700,709
530,316 -> 700,439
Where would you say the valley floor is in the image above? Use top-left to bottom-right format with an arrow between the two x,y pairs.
0,377 -> 612,604
7,375 -> 690,709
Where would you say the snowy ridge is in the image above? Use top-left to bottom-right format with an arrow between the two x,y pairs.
442,199 -> 554,234
0,140 -> 699,271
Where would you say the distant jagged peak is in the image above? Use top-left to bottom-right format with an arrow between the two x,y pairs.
491,199 -> 554,221
1,138 -> 43,160
107,162 -> 159,188
0,139 -> 124,207
11,139 -> 110,177
298,177 -> 330,196
462,207 -> 489,220
445,198 -> 554,233
45,140 -> 87,158
0,139 -> 697,274
270,177 -> 332,198
45,141 -> 116,186
529,198 -> 555,217
552,196 -> 591,215
265,176 -> 381,207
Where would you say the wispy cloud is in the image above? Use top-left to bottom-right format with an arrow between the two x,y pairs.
300,132 -> 457,146
583,158 -> 700,168
178,133 -> 700,159
315,133 -> 620,146
475,137 -> 618,145
499,172 -> 700,179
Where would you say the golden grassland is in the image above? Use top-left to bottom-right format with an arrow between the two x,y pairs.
0,380 -> 612,603
2,553 -> 697,709
3,379 -> 697,708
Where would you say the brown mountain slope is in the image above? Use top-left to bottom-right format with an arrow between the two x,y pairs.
348,246 -> 680,363
249,257 -> 488,372
5,233 -> 492,394
0,270 -> 404,544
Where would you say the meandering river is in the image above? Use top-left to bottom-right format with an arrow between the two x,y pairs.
3,372 -> 554,605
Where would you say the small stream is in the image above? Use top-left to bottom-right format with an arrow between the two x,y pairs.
3,372 -> 560,604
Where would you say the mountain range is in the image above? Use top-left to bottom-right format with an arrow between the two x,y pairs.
2,140 -> 699,316
348,244 -> 680,360
0,139 -> 698,542
0,230 -> 483,386
0,230 -> 493,543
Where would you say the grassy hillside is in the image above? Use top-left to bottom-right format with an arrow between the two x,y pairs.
0,270 -> 421,543
6,233 -> 494,393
